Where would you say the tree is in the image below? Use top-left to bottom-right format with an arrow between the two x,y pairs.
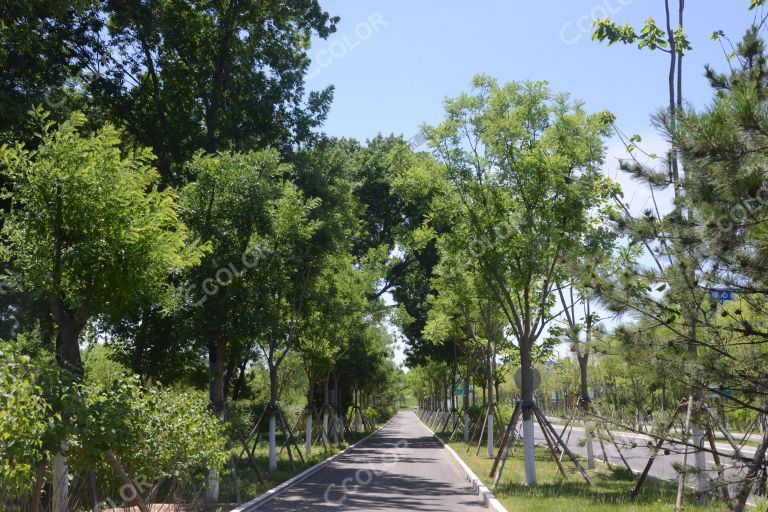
0,0 -> 101,142
1,1 -> 340,183
425,76 -> 615,484
336,324 -> 398,427
180,149 -> 284,414
177,149 -> 289,497
299,251 -> 379,451
245,182 -> 322,471
591,3 -> 763,503
552,219 -> 619,468
1,111 -> 202,373
345,136 -> 448,365
0,111 -> 203,512
93,0 -> 339,182
422,246 -> 505,450
668,25 -> 768,511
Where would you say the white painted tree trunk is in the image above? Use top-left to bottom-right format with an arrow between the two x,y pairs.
486,413 -> 494,458
206,468 -> 220,502
523,417 -> 537,485
586,437 -> 595,469
322,410 -> 329,447
52,449 -> 68,512
268,415 -> 277,471
305,414 -> 313,457
692,423 -> 708,492
463,413 -> 470,443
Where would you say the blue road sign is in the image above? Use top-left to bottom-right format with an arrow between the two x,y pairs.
708,290 -> 735,305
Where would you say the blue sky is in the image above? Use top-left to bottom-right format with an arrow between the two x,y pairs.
308,1 -> 754,146
302,1 -> 757,366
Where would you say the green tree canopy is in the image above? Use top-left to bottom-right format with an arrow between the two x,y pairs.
0,111 -> 203,375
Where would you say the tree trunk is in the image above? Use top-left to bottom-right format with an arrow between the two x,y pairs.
30,462 -> 46,512
521,343 -> 537,486
232,362 -> 247,402
354,388 -> 361,433
51,312 -> 87,512
86,468 -> 98,512
632,380 -> 645,430
442,379 -> 447,411
305,413 -> 313,456
204,6 -> 236,153
306,376 -> 314,456
209,340 -> 227,414
334,374 -> 344,443
206,339 -> 226,498
580,306 -> 594,469
731,427 -> 768,511
322,373 -> 330,448
487,339 -> 495,458
451,366 -> 457,432
578,353 -> 595,469
52,445 -> 69,512
223,353 -> 238,401
328,374 -> 338,443
55,319 -> 84,376
268,365 -> 278,471
690,421 -> 708,494
686,309 -> 708,495
464,356 -> 471,443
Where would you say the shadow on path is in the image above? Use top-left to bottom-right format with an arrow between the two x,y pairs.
259,412 -> 487,511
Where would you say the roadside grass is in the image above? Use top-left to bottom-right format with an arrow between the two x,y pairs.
437,434 -> 729,512
713,436 -> 760,449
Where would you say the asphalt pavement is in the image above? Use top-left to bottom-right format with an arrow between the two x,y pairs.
259,411 -> 488,511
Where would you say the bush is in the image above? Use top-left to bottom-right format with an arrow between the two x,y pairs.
727,407 -> 759,433
82,345 -> 130,387
1,339 -> 229,505
77,376 -> 229,491
466,404 -> 485,424
376,406 -> 397,422
0,347 -> 53,500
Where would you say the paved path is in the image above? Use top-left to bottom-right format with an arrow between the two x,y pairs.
259,411 -> 488,511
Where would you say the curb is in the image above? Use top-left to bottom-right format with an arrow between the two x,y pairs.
416,412 -> 508,512
231,415 -> 396,511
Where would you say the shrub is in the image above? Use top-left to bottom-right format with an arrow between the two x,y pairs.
1,338 -> 229,505
0,347 -> 53,500
78,376 -> 229,490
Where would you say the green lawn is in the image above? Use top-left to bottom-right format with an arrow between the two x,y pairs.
437,434 -> 729,512
713,436 -> 760,449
